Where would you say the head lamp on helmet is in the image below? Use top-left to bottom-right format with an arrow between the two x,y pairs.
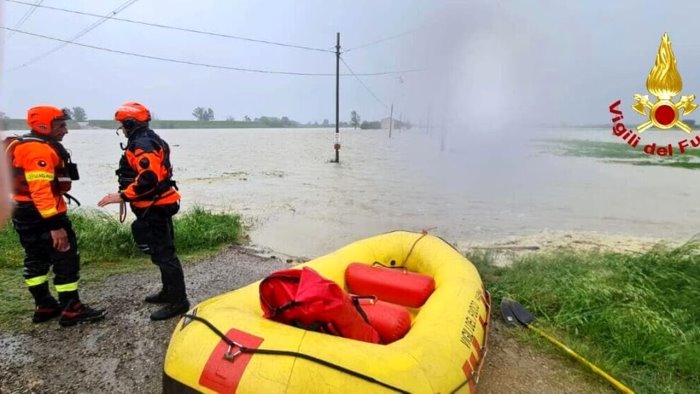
27,106 -> 71,135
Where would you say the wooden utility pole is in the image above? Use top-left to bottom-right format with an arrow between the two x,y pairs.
334,32 -> 341,163
389,103 -> 394,139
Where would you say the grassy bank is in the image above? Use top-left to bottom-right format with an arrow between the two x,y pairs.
469,244 -> 700,393
0,207 -> 241,331
547,139 -> 700,169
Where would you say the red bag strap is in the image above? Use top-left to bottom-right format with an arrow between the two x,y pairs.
350,295 -> 376,323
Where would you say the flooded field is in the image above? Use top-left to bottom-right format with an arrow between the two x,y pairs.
4,126 -> 699,257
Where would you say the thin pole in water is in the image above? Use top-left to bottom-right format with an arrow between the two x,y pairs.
427,105 -> 432,136
389,103 -> 394,139
334,32 -> 341,163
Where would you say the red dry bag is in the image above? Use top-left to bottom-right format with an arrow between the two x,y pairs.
259,267 -> 380,344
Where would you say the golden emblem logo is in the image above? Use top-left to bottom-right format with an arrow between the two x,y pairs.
609,32 -> 700,156
632,33 -> 696,133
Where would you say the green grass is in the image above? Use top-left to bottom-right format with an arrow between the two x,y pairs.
0,207 -> 241,331
545,139 -> 700,170
469,244 -> 700,393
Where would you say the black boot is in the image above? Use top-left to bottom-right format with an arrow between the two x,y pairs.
58,296 -> 107,327
144,287 -> 169,303
32,297 -> 62,323
28,283 -> 61,323
150,264 -> 189,321
145,267 -> 170,303
149,298 -> 190,321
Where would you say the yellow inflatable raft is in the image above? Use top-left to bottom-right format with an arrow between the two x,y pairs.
163,231 -> 491,393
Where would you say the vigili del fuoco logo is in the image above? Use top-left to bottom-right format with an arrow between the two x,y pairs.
609,32 -> 700,156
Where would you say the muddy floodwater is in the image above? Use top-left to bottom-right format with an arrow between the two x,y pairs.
4,126 -> 699,257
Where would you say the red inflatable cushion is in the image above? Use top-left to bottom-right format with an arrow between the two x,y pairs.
260,267 -> 380,344
345,263 -> 435,308
360,299 -> 411,344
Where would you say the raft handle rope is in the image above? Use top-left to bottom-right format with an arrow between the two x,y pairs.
372,229 -> 433,269
400,229 -> 431,267
182,313 -> 409,394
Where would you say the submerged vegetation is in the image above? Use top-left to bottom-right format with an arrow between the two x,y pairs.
469,244 -> 700,393
546,139 -> 700,170
0,208 -> 241,331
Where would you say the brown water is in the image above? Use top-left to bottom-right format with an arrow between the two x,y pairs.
4,127 -> 699,257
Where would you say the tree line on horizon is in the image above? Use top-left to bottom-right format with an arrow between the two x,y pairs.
193,107 -> 383,129
1,108 -> 404,130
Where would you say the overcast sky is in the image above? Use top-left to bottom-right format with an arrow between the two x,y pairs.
1,0 -> 700,127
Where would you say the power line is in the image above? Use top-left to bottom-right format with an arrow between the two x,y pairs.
340,56 -> 389,109
3,26 -> 331,75
2,26 -> 421,77
9,0 -> 140,70
5,0 -> 334,53
6,0 -> 42,38
344,28 -> 421,53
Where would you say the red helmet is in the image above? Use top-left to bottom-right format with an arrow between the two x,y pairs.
114,102 -> 151,123
27,105 -> 70,135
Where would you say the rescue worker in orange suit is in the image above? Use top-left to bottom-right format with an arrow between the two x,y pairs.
98,102 -> 189,321
8,106 -> 106,326
0,138 -> 10,224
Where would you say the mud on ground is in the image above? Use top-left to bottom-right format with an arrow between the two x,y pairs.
0,246 -> 287,394
0,233 -> 639,394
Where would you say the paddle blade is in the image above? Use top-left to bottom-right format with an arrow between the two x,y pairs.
500,298 -> 537,326
500,298 -> 518,326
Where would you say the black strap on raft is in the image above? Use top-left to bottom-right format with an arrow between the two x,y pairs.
182,314 -> 409,394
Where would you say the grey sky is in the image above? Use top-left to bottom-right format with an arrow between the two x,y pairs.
1,0 -> 699,126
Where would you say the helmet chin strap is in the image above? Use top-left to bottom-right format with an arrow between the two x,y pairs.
117,125 -> 131,150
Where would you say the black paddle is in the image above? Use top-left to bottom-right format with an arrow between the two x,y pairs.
500,298 -> 634,394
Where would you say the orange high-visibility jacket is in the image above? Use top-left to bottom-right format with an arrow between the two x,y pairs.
8,137 -> 74,219
117,128 -> 179,209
